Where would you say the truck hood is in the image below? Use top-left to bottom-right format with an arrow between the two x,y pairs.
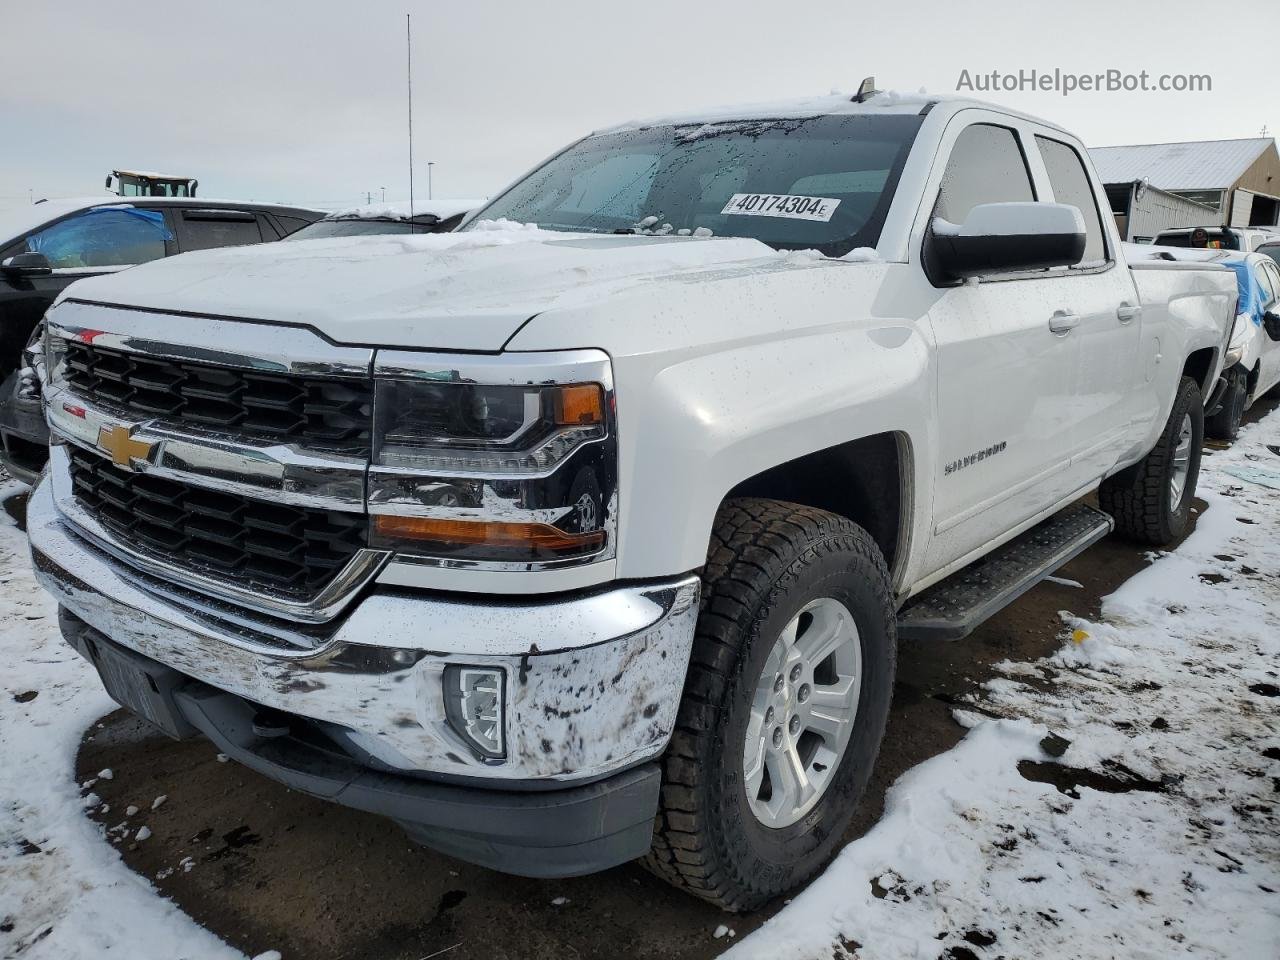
61,224 -> 793,352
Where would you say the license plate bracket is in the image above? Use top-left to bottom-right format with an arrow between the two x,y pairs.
90,636 -> 197,740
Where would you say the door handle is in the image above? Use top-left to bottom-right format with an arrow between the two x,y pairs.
1049,311 -> 1080,335
1117,303 -> 1142,324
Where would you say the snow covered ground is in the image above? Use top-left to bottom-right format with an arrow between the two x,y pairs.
0,477 -> 242,960
2,411 -> 1279,960
729,417 -> 1280,959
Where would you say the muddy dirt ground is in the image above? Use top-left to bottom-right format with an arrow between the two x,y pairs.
34,397 -> 1274,960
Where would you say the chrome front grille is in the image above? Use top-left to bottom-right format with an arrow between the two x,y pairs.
67,445 -> 367,601
63,339 -> 373,454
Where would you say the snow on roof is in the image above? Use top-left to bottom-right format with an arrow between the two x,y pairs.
0,196 -> 324,242
599,89 -> 1071,138
0,198 -> 116,244
324,199 -> 483,222
1121,242 -> 1234,264
1089,138 -> 1275,192
112,170 -> 193,180
601,89 -> 941,132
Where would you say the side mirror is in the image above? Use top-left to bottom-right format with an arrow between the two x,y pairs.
930,202 -> 1087,281
1264,310 -> 1280,342
0,252 -> 52,278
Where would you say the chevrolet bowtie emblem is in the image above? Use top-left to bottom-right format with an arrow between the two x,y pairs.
96,424 -> 155,471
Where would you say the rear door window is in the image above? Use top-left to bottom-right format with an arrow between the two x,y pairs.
933,124 -> 1035,226
1256,261 -> 1279,306
24,207 -> 171,269
1035,135 -> 1109,265
272,215 -> 313,236
1264,261 -> 1280,305
175,210 -> 264,252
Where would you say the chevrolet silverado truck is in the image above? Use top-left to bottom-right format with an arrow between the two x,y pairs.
26,92 -> 1236,911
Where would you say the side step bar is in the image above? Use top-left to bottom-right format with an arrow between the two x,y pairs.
897,502 -> 1114,641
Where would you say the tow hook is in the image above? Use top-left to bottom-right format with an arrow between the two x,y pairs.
251,709 -> 292,739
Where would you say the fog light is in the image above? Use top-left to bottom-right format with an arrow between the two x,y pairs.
444,665 -> 506,760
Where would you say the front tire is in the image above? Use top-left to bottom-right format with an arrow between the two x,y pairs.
1205,366 -> 1246,441
644,499 -> 896,911
1099,375 -> 1203,545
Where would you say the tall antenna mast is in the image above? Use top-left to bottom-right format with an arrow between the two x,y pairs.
407,13 -> 415,222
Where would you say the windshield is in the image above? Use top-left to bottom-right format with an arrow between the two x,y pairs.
285,218 -> 420,240
1259,244 -> 1280,268
466,114 -> 923,257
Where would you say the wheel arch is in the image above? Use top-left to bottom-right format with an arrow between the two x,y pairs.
1246,360 -> 1261,401
1181,347 -> 1217,402
721,432 -> 912,585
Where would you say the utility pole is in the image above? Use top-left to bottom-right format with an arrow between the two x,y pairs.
407,13 -> 415,221
366,191 -> 372,205
427,161 -> 434,202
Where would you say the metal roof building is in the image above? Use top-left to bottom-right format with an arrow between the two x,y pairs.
1088,138 -> 1280,228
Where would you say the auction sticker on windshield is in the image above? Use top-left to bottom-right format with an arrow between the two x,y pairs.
720,193 -> 841,222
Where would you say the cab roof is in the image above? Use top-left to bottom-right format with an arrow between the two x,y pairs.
598,89 -> 1072,137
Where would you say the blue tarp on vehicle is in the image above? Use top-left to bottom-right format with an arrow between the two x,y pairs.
1221,259 -> 1266,327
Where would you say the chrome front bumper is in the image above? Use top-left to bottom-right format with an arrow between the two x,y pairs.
27,473 -> 699,783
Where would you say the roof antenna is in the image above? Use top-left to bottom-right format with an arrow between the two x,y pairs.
407,13 -> 415,224
852,76 -> 878,103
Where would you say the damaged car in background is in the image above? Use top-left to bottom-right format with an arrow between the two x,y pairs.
0,197 -> 323,482
25,88 -> 1235,910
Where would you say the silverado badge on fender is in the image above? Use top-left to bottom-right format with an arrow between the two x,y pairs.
944,441 -> 1008,476
96,424 -> 154,471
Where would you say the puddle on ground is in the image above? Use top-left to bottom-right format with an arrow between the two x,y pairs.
2,490 -> 28,531
1018,760 -> 1167,797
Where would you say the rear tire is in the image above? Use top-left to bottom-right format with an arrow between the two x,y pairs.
644,498 -> 896,911
1099,375 -> 1203,545
1205,366 -> 1246,441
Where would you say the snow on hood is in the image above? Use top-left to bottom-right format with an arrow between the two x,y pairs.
59,219 -> 797,352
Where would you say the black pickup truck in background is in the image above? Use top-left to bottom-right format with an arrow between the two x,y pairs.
0,197 -> 323,482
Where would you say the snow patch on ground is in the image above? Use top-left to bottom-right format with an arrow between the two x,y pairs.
726,414 -> 1280,960
0,480 -> 242,960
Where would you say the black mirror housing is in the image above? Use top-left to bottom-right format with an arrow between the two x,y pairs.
930,202 -> 1087,282
1263,310 -> 1280,342
0,252 -> 53,278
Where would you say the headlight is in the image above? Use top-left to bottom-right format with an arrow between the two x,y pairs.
368,351 -> 618,568
374,379 -> 606,473
43,322 -> 67,387
1224,313 -> 1250,367
17,323 -> 46,400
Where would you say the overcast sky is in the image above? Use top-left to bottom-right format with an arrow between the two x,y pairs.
2,0 -> 1277,213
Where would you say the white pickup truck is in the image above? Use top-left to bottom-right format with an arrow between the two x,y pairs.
27,91 -> 1235,911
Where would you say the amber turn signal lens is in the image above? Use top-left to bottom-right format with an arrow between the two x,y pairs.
554,384 -> 604,425
374,515 -> 605,552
